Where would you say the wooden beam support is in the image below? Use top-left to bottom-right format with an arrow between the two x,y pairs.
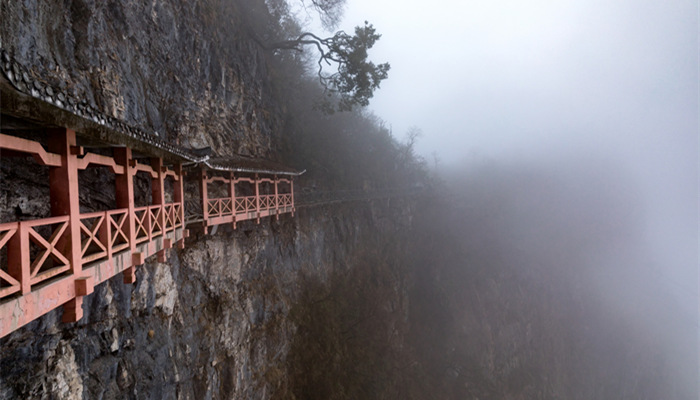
123,265 -> 136,284
61,298 -> 83,323
48,128 -> 84,322
7,223 -> 30,294
157,249 -> 167,263
229,172 -> 237,229
274,175 -> 280,221
200,169 -> 209,234
255,174 -> 261,224
290,177 -> 295,216
174,163 -> 185,229
75,276 -> 94,296
151,157 -> 166,236
115,147 -> 137,285
77,153 -> 125,174
0,132 -> 62,166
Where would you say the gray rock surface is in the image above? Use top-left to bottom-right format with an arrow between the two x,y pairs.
1,0 -> 278,157
0,1 -> 403,398
0,200 -> 411,399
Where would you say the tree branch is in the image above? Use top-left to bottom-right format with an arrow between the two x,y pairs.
259,22 -> 390,112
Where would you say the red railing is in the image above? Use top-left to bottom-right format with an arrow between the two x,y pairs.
235,196 -> 257,213
0,222 -> 21,299
24,216 -> 72,287
279,194 -> 292,207
149,205 -> 163,237
133,203 -> 182,242
173,203 -> 183,227
0,216 -> 73,300
134,206 -> 151,244
79,211 -> 107,263
0,128 -> 296,338
77,209 -> 133,265
207,198 -> 233,218
199,173 -> 295,230
204,194 -> 294,217
0,202 -> 185,303
107,208 -> 130,254
163,202 -> 183,232
259,195 -> 275,211
164,203 -> 175,232
0,130 -> 193,337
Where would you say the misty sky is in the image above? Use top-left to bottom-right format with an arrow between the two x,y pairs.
330,1 -> 698,317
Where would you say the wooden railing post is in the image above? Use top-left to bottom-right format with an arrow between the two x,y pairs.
99,213 -> 112,263
290,177 -> 295,217
7,223 -> 30,294
47,128 -> 84,323
151,157 -> 165,226
274,175 -> 280,220
199,168 -> 209,234
255,174 -> 261,224
229,172 -> 236,229
173,163 -> 185,249
114,147 -> 138,283
151,158 -> 168,262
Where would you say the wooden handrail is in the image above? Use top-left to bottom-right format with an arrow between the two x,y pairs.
1,131 -> 294,338
0,132 -> 63,166
77,153 -> 125,174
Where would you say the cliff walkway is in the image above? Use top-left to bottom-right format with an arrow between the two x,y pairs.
0,49 -> 421,339
0,49 -> 305,338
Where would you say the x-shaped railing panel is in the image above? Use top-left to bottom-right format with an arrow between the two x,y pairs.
207,199 -> 220,217
149,205 -> 163,237
220,199 -> 232,215
79,213 -> 107,263
164,203 -> 175,232
173,203 -> 183,227
108,209 -> 130,253
134,207 -> 150,244
26,217 -> 71,286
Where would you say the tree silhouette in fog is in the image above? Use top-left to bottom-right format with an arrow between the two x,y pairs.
264,21 -> 390,112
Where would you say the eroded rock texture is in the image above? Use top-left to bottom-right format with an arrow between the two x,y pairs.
1,0 -> 278,156
0,1 -> 388,398
0,200 -> 412,399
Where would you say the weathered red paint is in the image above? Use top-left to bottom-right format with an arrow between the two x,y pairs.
199,169 -> 209,234
151,157 -> 166,235
47,128 -> 84,322
198,172 -> 295,230
114,147 -> 137,285
0,133 -> 187,337
0,129 -> 294,338
174,163 -> 185,248
229,172 -> 237,229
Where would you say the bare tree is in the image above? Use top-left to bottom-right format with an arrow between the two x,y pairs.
304,0 -> 346,30
402,126 -> 422,161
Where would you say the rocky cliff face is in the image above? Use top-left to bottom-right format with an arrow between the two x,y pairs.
3,1 -> 693,399
1,0 -> 278,156
0,1 -> 418,398
0,200 -> 415,399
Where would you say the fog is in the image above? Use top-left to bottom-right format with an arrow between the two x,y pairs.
335,0 -> 697,395
334,0 -> 697,319
419,155 -> 696,397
